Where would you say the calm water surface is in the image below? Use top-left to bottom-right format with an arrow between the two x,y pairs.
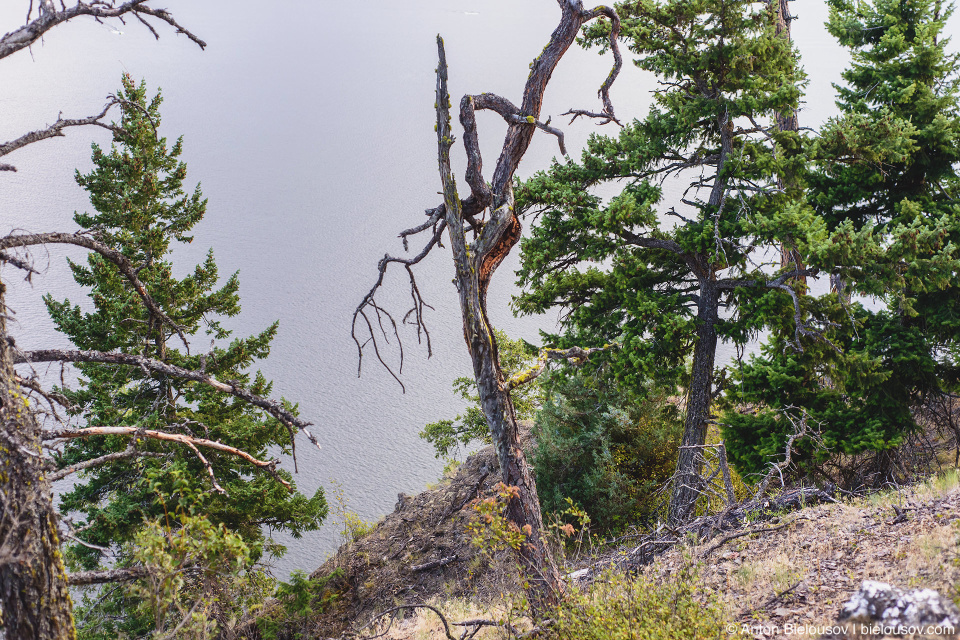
0,1 -> 919,577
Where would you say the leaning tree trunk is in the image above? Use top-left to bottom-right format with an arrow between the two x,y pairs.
0,278 -> 76,640
435,38 -> 562,611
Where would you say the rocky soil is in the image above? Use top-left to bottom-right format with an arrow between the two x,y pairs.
642,479 -> 960,638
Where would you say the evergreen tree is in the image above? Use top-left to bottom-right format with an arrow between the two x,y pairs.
531,371 -> 681,532
723,0 -> 960,484
515,0 -> 815,522
46,76 -> 327,637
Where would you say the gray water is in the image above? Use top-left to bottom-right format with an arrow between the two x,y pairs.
0,0 -> 931,578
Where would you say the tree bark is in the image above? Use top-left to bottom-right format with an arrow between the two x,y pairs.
668,109 -> 732,524
769,0 -> 806,285
668,280 -> 720,524
0,278 -> 76,640
435,37 -> 562,612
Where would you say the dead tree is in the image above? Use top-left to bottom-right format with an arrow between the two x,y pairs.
0,5 -> 320,639
353,0 -> 624,611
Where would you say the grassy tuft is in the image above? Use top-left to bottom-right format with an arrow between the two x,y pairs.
542,564 -> 743,640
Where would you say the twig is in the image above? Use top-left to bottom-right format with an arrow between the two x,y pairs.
700,518 -> 804,558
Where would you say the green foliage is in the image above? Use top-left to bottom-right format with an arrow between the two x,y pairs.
725,0 -> 960,481
544,564 -> 742,640
532,372 -> 681,532
255,569 -> 344,640
515,0 -> 811,430
420,328 -> 542,458
49,76 -> 326,634
77,469 -> 275,640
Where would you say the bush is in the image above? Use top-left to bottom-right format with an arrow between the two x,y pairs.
544,565 -> 741,640
255,569 -> 344,640
531,373 -> 681,533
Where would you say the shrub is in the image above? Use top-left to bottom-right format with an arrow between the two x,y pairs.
544,565 -> 741,640
531,373 -> 681,533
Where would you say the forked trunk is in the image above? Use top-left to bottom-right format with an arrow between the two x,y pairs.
436,39 -> 562,608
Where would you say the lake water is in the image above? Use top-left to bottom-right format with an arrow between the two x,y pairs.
2,1 -> 941,578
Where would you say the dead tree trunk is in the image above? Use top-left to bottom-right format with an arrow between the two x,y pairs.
435,40 -> 560,608
0,278 -> 76,640
354,0 -> 624,613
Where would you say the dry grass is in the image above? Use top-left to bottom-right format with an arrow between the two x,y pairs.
642,468 -> 960,637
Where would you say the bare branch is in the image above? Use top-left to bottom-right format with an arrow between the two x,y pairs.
460,97 -> 494,209
17,349 -> 320,459
48,442 -> 168,482
43,426 -> 292,491
14,375 -> 73,411
1,231 -> 191,350
352,221 -> 446,389
563,4 -> 624,125
0,99 -> 120,170
0,250 -> 41,278
0,1 -> 205,61
619,229 -> 687,254
354,605 -> 458,640
700,517 -> 805,558
67,566 -> 151,586
753,408 -> 823,501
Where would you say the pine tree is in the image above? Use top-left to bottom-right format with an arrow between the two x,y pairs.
515,0 -> 814,522
723,0 -> 960,483
46,76 -> 327,636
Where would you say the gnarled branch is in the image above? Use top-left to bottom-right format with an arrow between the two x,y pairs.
1,1 -> 205,61
504,343 -> 618,391
16,349 -> 321,463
